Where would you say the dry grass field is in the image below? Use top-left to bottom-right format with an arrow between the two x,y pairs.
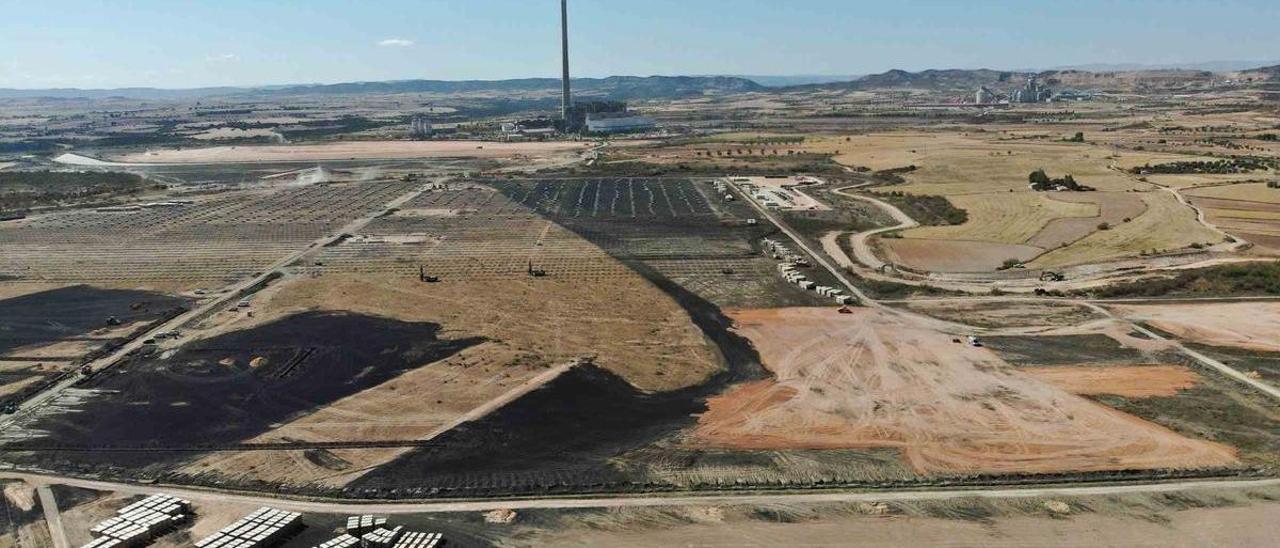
179,268 -> 722,486
713,130 -> 1234,272
1185,183 -> 1280,251
1031,190 -> 1221,268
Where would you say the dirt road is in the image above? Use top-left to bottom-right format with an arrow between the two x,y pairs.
728,179 -> 880,308
831,185 -> 919,271
36,484 -> 69,548
4,472 -> 1275,515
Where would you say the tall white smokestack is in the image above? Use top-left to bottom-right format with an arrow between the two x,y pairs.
560,0 -> 572,127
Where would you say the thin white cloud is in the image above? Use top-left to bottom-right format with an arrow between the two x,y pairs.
378,38 -> 414,48
206,53 -> 238,62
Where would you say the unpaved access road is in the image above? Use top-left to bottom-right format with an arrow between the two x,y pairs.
4,472 -> 1277,514
758,181 -> 1280,403
36,484 -> 69,548
831,185 -> 918,271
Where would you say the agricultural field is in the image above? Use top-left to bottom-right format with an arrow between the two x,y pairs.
691,130 -> 1248,273
1185,182 -> 1280,251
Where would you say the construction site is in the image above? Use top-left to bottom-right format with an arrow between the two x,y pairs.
2,0 -> 1280,546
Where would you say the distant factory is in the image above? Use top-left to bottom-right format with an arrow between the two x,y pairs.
555,0 -> 656,135
408,115 -> 432,139
974,77 -> 1057,104
1011,77 -> 1051,103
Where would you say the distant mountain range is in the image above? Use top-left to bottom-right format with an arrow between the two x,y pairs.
1049,60 -> 1280,72
2,63 -> 1277,101
790,64 -> 1280,93
0,76 -> 764,101
723,75 -> 865,87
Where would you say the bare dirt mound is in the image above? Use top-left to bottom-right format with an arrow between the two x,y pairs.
1116,302 -> 1280,352
691,308 -> 1238,475
879,238 -> 1043,272
1023,365 -> 1202,398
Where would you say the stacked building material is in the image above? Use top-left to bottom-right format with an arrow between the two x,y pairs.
313,534 -> 361,548
82,494 -> 191,548
391,531 -> 445,548
193,507 -> 303,548
344,515 -> 387,536
359,526 -> 404,547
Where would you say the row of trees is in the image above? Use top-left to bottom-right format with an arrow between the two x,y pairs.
1028,169 -> 1095,191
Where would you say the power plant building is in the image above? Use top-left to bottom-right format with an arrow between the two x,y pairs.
586,112 -> 657,134
408,115 -> 432,139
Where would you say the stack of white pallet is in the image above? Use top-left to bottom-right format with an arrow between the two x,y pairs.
392,531 -> 445,548
313,534 -> 360,548
193,507 -> 303,548
344,515 -> 387,536
82,494 -> 191,548
359,526 -> 404,547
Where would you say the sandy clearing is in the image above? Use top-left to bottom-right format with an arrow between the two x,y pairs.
1114,302 -> 1280,353
734,176 -> 831,211
691,307 -> 1238,475
1023,365 -> 1202,398
879,238 -> 1043,272
2,481 -> 36,511
111,141 -> 588,164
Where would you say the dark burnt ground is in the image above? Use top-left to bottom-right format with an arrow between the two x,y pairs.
0,285 -> 187,355
349,261 -> 766,498
5,312 -> 481,470
982,334 -> 1146,366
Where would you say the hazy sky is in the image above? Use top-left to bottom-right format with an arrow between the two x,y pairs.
2,0 -> 1277,89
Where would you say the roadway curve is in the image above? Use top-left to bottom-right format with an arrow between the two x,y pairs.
830,185 -> 918,271
746,180 -> 1280,402
825,184 -> 1271,295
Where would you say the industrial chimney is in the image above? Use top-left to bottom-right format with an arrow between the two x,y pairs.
560,0 -> 572,129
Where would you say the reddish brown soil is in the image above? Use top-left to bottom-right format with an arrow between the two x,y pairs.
691,308 -> 1238,475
